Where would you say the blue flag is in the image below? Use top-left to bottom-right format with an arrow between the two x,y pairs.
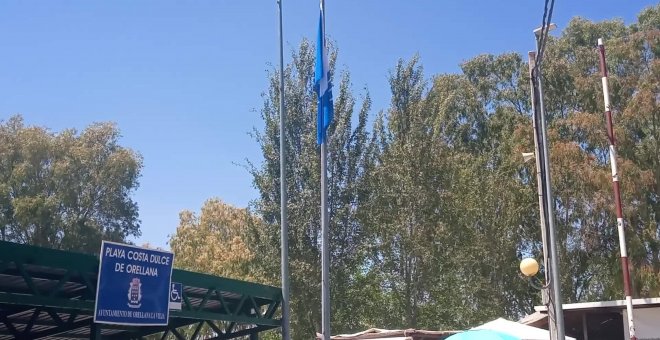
315,8 -> 333,145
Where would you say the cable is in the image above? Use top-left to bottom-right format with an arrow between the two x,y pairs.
538,0 -> 549,52
538,0 -> 556,66
534,0 -> 556,74
534,0 -> 549,68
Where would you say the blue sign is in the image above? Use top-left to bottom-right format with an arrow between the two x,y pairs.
169,282 -> 182,310
94,241 -> 174,326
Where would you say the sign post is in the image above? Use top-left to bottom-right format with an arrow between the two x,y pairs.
94,241 -> 174,326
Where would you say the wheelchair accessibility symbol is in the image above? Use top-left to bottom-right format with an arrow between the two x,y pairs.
170,284 -> 181,301
169,282 -> 182,310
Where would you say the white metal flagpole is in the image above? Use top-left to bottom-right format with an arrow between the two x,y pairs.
277,1 -> 291,339
319,1 -> 331,339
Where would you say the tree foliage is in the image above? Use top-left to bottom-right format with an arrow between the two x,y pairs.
246,39 -> 375,338
537,5 -> 660,301
169,198 -> 260,282
163,199 -> 264,340
0,115 -> 142,254
169,4 -> 660,338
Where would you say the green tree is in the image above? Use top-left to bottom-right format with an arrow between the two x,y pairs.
248,39 -> 375,339
360,53 -> 539,329
360,56 -> 445,328
535,4 -> 660,301
0,115 -> 143,254
169,198 -> 261,282
239,5 -> 659,335
164,199 -> 264,339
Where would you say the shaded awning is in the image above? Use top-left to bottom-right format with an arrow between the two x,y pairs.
0,240 -> 282,339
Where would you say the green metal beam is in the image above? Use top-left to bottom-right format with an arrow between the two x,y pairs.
208,325 -> 278,340
0,279 -> 277,326
0,267 -> 95,298
45,309 -> 65,327
215,290 -> 231,315
232,296 -> 247,317
170,310 -> 280,327
0,292 -> 95,311
190,321 -> 204,340
249,296 -> 262,317
0,313 -> 20,338
48,270 -> 72,298
264,300 -> 281,319
225,321 -> 236,335
0,240 -> 282,339
196,288 -> 213,311
0,308 -> 90,327
171,270 -> 281,300
205,320 -> 224,336
16,262 -> 40,296
170,327 -> 186,340
25,316 -> 93,340
0,240 -> 282,303
107,318 -> 201,339
22,307 -> 41,335
90,321 -> 102,340
0,241 -> 98,274
47,334 -> 89,339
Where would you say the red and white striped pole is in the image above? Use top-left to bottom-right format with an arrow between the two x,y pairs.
598,38 -> 637,340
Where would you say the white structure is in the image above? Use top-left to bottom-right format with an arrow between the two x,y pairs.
318,328 -> 458,340
523,297 -> 660,340
473,317 -> 576,340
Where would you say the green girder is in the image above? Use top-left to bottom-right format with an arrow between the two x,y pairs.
0,241 -> 282,339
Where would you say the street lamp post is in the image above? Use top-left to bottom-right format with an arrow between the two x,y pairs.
526,50 -> 555,340
530,23 -> 566,340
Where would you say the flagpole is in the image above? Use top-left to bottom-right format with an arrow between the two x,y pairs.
321,141 -> 330,340
319,2 -> 331,340
316,1 -> 331,338
277,1 -> 291,339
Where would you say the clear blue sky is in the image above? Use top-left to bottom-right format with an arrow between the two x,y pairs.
0,1 -> 654,249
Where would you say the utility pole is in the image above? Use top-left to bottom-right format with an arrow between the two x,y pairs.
528,50 -> 556,340
532,24 -> 566,340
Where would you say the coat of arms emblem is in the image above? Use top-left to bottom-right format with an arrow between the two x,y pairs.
127,277 -> 142,308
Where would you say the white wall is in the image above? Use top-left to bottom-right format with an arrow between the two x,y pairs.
623,307 -> 660,340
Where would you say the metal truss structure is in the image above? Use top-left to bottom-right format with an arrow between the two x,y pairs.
0,241 -> 282,339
